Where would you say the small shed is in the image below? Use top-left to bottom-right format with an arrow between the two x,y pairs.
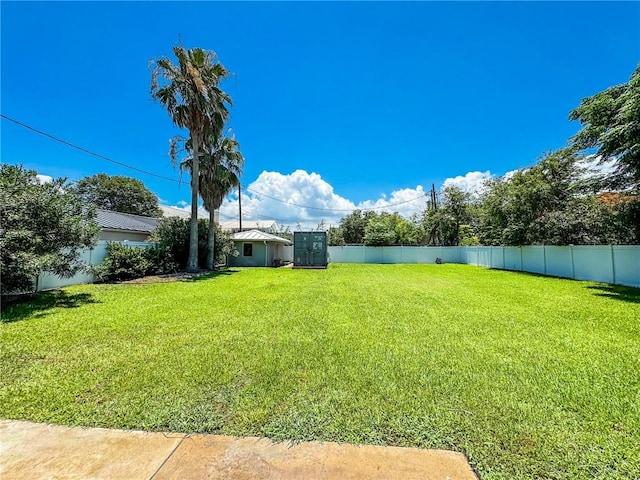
229,230 -> 292,267
293,231 -> 328,268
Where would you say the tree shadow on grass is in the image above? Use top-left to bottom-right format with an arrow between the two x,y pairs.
586,284 -> 640,304
1,290 -> 100,323
182,269 -> 240,283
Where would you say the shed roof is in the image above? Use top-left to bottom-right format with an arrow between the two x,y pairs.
231,229 -> 291,244
97,209 -> 159,234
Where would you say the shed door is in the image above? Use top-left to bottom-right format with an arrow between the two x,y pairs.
295,233 -> 326,266
309,234 -> 326,265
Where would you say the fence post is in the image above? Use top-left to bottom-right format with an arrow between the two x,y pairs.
610,244 -> 616,284
570,245 -> 575,279
543,244 -> 547,275
502,247 -> 505,269
520,247 -> 523,271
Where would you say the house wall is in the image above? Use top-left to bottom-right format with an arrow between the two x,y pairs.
99,230 -> 151,242
229,241 -> 272,267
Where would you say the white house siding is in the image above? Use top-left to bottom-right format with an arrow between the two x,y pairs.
99,230 -> 152,242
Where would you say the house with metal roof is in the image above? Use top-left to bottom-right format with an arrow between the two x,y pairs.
229,229 -> 292,267
97,209 -> 159,242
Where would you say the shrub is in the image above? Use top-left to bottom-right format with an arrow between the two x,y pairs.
144,245 -> 179,275
96,243 -> 151,282
152,217 -> 207,269
152,217 -> 236,270
214,229 -> 238,264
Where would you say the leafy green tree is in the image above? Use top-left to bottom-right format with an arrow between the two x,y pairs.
442,186 -> 473,245
152,45 -> 231,272
570,65 -> 640,191
74,173 -> 162,217
477,149 -> 584,245
476,148 -> 637,245
609,194 -> 640,244
394,216 -> 422,245
338,210 -> 422,246
459,225 -> 480,246
328,226 -> 346,246
422,186 -> 473,246
527,197 -> 620,245
0,164 -> 99,296
339,210 -> 372,244
364,215 -> 397,246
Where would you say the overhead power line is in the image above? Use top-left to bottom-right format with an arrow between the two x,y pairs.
241,185 -> 427,212
2,113 -> 428,213
1,114 -> 185,185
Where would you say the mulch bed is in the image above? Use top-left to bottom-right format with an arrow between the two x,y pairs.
119,271 -> 211,284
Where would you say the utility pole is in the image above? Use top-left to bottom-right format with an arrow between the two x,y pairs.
238,184 -> 242,232
429,183 -> 442,246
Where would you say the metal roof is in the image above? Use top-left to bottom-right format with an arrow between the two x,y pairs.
231,229 -> 291,244
160,205 -> 209,220
219,219 -> 278,232
96,209 -> 159,234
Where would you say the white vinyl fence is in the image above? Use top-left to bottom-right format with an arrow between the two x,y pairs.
328,245 -> 640,288
328,245 -> 462,265
281,245 -> 294,262
36,243 -> 639,290
36,241 -> 154,291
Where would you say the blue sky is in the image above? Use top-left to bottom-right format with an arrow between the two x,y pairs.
2,1 -> 639,227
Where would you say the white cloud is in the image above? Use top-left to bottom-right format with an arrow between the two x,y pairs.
218,169 -> 428,229
442,171 -> 492,196
579,155 -> 618,177
357,185 -> 428,219
503,169 -> 518,180
36,174 -> 53,184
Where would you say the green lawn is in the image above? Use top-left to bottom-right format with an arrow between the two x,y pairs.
1,264 -> 638,479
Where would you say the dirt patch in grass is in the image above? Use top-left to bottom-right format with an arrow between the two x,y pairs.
119,271 -> 210,284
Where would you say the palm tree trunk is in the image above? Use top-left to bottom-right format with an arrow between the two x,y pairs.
187,138 -> 200,273
206,209 -> 215,270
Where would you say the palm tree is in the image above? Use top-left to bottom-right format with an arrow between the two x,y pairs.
151,45 -> 230,272
203,137 -> 244,270
176,134 -> 244,270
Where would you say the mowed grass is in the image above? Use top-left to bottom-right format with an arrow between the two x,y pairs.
1,264 -> 639,479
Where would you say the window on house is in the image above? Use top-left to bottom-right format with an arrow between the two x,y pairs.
243,243 -> 253,257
